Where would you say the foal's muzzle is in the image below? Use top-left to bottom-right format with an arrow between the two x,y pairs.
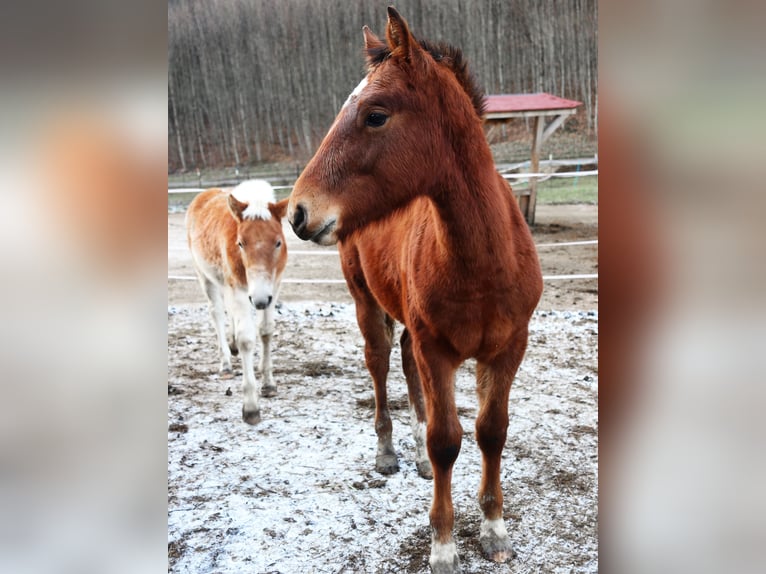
289,202 -> 337,245
290,203 -> 309,239
249,295 -> 273,310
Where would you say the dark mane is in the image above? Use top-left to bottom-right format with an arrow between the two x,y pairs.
366,39 -> 486,117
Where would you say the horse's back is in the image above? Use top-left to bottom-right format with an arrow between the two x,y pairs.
186,188 -> 227,231
186,189 -> 234,279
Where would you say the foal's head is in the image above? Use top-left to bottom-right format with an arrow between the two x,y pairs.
288,7 -> 486,245
227,181 -> 288,309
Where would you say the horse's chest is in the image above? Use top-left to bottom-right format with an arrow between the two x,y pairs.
409,283 -> 516,358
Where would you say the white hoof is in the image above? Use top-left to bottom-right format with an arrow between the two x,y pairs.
429,539 -> 460,574
479,518 -> 515,562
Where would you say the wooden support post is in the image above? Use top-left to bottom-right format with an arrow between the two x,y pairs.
541,112 -> 569,144
528,115 -> 544,225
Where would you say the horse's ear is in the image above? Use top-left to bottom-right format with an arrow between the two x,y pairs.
363,25 -> 387,67
269,198 -> 289,221
227,193 -> 247,221
386,6 -> 417,62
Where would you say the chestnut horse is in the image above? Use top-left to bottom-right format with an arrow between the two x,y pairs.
288,8 -> 542,572
186,180 -> 288,425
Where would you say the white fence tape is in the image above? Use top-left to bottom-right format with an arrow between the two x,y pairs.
501,169 -> 598,179
168,171 -> 597,195
170,274 -> 596,283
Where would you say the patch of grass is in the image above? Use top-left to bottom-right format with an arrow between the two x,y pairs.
168,165 -> 597,209
536,175 -> 598,205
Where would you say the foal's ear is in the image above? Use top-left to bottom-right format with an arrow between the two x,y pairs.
269,198 -> 289,221
227,193 -> 247,221
363,25 -> 387,67
386,6 -> 417,62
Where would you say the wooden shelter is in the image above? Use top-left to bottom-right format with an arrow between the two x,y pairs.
484,93 -> 582,224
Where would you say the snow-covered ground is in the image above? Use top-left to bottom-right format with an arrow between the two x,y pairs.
168,302 -> 597,573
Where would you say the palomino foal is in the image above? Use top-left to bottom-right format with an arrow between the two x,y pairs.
288,8 -> 542,573
186,180 -> 288,424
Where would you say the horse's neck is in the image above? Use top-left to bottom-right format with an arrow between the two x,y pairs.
427,168 -> 514,266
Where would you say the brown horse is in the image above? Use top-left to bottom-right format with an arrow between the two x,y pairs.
187,180 -> 289,425
288,8 -> 542,573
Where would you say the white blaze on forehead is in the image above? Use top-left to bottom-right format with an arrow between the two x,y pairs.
325,76 -> 369,139
342,76 -> 368,109
231,179 -> 275,220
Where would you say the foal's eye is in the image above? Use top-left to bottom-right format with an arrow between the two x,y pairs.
275,239 -> 282,249
365,112 -> 388,128
237,241 -> 244,249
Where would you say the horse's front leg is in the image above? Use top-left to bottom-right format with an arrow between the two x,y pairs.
341,247 -> 398,474
231,292 -> 260,424
257,300 -> 277,398
474,330 -> 528,563
413,336 -> 463,574
357,304 -> 397,474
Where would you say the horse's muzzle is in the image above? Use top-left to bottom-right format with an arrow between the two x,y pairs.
249,295 -> 273,310
289,203 -> 337,244
289,203 -> 309,239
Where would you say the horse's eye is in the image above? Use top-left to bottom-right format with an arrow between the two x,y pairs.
365,112 -> 388,128
275,239 -> 282,249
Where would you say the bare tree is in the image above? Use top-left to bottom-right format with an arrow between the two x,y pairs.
168,0 -> 597,171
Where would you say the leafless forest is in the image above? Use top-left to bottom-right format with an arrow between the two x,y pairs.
168,0 -> 597,171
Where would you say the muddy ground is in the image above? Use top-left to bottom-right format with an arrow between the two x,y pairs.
168,204 -> 598,573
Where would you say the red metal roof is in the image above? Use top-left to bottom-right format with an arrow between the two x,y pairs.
483,93 -> 582,114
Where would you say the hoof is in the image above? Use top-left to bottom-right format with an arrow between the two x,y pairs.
228,343 -> 239,356
416,458 -> 434,480
242,407 -> 261,425
430,541 -> 461,574
375,453 -> 400,475
220,365 -> 233,379
261,385 -> 277,398
480,519 -> 515,563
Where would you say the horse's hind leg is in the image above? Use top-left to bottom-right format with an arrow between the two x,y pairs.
475,329 -> 529,563
401,328 -> 432,479
356,302 -> 398,474
198,274 -> 232,373
227,320 -> 238,357
222,287 -> 238,357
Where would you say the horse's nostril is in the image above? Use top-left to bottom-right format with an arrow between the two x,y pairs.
249,296 -> 253,305
267,295 -> 273,306
292,203 -> 307,233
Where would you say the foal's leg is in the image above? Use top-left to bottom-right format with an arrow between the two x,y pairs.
341,246 -> 397,473
257,298 -> 277,397
356,302 -> 398,474
412,337 -> 462,574
230,290 -> 260,424
223,287 -> 238,357
400,328 -> 432,479
198,274 -> 232,373
475,330 -> 529,563
227,318 -> 238,357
